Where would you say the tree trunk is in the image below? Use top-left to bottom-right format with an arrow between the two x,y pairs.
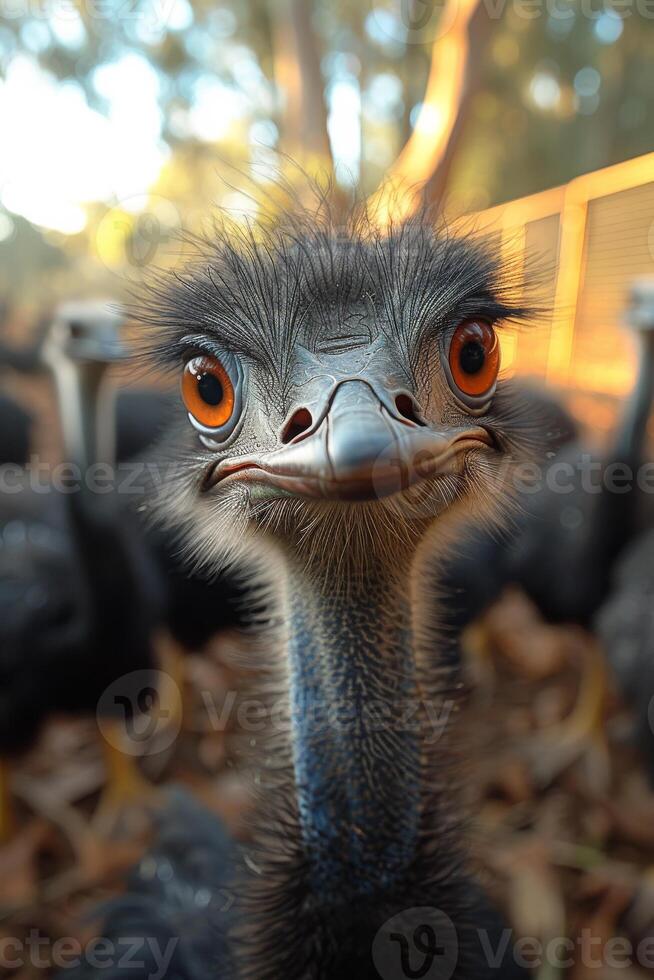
368,0 -> 492,226
271,0 -> 333,169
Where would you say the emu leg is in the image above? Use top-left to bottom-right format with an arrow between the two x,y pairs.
156,632 -> 186,738
93,723 -> 156,838
0,759 -> 15,843
532,638 -> 610,788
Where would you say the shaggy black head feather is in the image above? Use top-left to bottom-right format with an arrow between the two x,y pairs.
136,201 -> 535,407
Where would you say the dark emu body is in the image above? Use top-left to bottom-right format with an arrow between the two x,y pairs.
68,204 -> 540,979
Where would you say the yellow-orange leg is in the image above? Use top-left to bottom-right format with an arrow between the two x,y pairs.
461,622 -> 496,701
534,637 -> 610,788
156,631 -> 186,737
560,638 -> 608,744
93,638 -> 184,837
93,722 -> 156,838
0,759 -> 16,843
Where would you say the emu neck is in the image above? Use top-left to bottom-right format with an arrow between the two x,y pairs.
51,358 -> 134,626
286,547 -> 421,902
587,331 -> 654,576
613,331 -> 654,465
51,357 -> 116,499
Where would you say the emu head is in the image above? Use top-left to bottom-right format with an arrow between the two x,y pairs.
144,211 -> 532,572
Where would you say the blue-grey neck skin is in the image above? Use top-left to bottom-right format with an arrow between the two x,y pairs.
286,552 -> 421,903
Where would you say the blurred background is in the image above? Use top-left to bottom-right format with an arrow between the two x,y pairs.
1,0 -> 654,431
1,1 -> 654,976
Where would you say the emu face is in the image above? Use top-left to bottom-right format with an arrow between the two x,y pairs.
147,216 -> 529,556
195,332 -> 498,501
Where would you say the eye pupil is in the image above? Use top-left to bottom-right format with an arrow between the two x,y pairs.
448,319 -> 500,399
182,355 -> 236,430
459,341 -> 485,375
198,371 -> 224,406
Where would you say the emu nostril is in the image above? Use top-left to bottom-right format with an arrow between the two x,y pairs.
282,408 -> 313,443
395,394 -> 425,426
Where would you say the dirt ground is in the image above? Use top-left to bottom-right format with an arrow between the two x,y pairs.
2,588 -> 654,979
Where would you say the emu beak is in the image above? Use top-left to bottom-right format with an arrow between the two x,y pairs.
213,380 -> 492,501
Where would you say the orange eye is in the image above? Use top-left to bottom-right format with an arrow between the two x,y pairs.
448,320 -> 500,397
182,355 -> 235,429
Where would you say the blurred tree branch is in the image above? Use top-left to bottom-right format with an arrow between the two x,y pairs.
368,0 -> 492,225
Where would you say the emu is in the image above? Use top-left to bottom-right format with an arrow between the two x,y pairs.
72,205 -> 538,979
0,303 -> 164,841
0,302 -> 245,841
